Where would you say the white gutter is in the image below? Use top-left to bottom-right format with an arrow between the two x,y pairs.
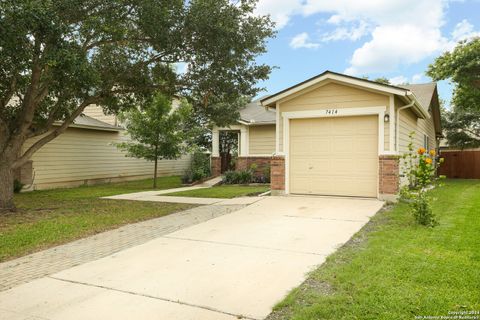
237,119 -> 251,125
396,101 -> 415,152
406,92 -> 430,119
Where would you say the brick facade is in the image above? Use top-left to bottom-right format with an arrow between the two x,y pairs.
211,157 -> 221,177
236,156 -> 271,176
379,155 -> 400,196
270,156 -> 285,192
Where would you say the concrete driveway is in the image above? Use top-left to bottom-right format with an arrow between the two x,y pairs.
0,196 -> 383,320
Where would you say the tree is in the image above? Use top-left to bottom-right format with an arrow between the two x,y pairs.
374,77 -> 391,85
0,0 -> 275,211
117,94 -> 191,189
427,38 -> 480,148
219,131 -> 239,172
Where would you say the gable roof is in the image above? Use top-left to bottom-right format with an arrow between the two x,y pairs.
261,70 -> 409,105
238,97 -> 275,125
400,83 -> 442,136
399,83 -> 436,109
260,70 -> 430,119
63,114 -> 123,131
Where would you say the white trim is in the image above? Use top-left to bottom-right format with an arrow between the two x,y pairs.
261,73 -> 407,106
389,95 -> 395,152
212,128 -> 220,157
380,151 -> 400,156
282,106 -> 387,195
216,124 -> 245,131
282,106 -> 387,120
240,127 -> 248,156
247,154 -> 274,157
275,102 -> 280,153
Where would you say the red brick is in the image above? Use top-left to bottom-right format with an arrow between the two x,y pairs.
379,155 -> 400,195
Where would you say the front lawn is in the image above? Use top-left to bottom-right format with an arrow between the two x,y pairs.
268,179 -> 480,320
164,185 -> 270,199
0,176 -> 196,262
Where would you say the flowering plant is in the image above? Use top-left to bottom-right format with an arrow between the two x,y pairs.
400,132 -> 440,227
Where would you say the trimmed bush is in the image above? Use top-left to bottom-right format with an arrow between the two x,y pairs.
222,169 -> 253,184
182,151 -> 211,184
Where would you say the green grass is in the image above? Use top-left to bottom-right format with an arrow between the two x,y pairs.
164,184 -> 270,199
267,180 -> 480,320
0,176 -> 196,262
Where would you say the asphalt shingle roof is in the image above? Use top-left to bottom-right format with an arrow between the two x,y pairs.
238,80 -> 437,125
239,98 -> 276,124
71,114 -> 122,131
400,83 -> 437,110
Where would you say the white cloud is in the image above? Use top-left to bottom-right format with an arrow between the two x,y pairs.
451,19 -> 480,41
388,73 -> 426,85
412,73 -> 424,83
290,32 -> 320,49
255,0 -> 303,29
256,0 -> 480,75
321,20 -> 370,42
389,75 -> 409,85
345,24 -> 448,75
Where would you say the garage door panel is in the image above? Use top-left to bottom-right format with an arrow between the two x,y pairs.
309,137 -> 331,151
290,159 -> 310,173
289,116 -> 378,198
290,140 -> 311,154
289,176 -> 311,194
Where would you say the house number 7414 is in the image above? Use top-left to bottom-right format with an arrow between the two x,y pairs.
325,109 -> 338,115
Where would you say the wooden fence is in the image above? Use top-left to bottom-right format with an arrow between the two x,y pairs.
439,150 -> 480,179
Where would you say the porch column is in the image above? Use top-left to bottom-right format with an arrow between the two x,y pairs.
240,127 -> 248,157
212,127 -> 220,157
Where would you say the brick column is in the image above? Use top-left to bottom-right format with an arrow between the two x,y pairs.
379,155 -> 400,201
271,156 -> 285,195
211,157 -> 221,177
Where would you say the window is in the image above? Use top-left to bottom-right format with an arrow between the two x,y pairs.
423,134 -> 429,151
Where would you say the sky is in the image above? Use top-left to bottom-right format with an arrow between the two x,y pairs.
252,0 -> 480,106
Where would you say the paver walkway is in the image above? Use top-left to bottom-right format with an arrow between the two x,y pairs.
0,204 -> 245,292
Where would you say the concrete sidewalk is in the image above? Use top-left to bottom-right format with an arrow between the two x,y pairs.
102,176 -> 224,204
0,196 -> 383,320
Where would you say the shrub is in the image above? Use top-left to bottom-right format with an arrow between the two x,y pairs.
182,151 -> 211,184
411,192 -> 438,227
181,170 -> 194,184
222,169 -> 253,184
13,179 -> 24,193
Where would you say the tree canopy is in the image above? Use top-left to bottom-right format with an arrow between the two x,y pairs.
427,38 -> 480,148
0,0 -> 275,210
117,93 -> 191,188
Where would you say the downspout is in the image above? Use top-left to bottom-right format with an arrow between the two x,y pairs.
396,100 -> 415,152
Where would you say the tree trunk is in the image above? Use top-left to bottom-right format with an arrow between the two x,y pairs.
0,163 -> 15,212
153,157 -> 158,189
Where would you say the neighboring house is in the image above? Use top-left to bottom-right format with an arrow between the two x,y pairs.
211,71 -> 442,201
19,104 -> 191,190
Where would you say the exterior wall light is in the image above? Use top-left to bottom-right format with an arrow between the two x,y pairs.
384,113 -> 390,122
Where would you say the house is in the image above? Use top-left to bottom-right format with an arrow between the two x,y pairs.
211,71 -> 442,201
19,104 -> 191,190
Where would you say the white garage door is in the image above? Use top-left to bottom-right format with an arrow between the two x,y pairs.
289,116 -> 378,197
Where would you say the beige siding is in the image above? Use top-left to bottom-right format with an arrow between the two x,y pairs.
248,125 -> 275,155
83,105 -> 117,125
24,128 -> 191,190
278,81 -> 389,152
396,97 -> 437,186
397,98 -> 436,154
